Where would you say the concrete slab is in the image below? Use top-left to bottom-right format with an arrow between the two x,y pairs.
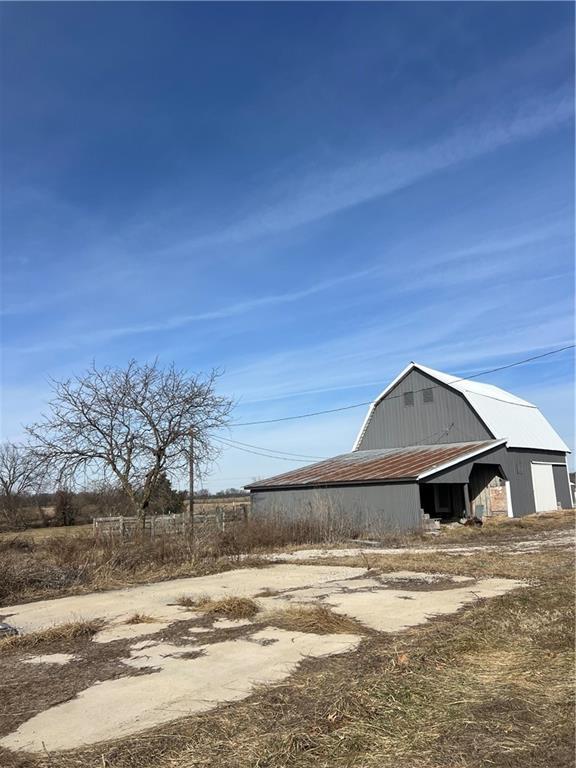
1,629 -> 360,753
23,653 -> 75,666
324,577 -> 522,632
92,622 -> 171,644
256,576 -> 522,632
0,564 -> 524,755
129,639 -> 158,650
1,564 -> 363,634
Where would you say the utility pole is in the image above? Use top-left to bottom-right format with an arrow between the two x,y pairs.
188,431 -> 194,540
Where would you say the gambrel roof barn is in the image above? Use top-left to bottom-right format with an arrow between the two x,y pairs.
247,363 -> 572,533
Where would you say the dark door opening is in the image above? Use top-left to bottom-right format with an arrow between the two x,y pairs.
419,483 -> 465,521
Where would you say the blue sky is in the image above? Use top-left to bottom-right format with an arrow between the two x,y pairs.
1,2 -> 574,488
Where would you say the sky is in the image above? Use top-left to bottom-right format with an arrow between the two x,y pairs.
1,2 -> 574,489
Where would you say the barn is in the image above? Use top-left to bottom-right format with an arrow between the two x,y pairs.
246,363 -> 573,533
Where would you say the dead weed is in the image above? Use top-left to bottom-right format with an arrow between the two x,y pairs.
263,604 -> 368,635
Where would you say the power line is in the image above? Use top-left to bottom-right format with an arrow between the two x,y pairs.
212,434 -> 327,460
229,344 -> 575,427
212,435 -> 318,463
462,345 -> 575,381
230,399 -> 372,427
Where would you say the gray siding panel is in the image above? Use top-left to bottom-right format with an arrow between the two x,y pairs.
357,369 -> 492,450
506,450 -> 570,516
423,446 -> 570,516
553,464 -> 573,508
251,483 -> 422,534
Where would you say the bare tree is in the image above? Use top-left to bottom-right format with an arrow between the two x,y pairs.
27,361 -> 233,520
0,442 -> 42,529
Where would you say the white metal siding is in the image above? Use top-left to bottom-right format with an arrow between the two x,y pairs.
531,463 -> 558,512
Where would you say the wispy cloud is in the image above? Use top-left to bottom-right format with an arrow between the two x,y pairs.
7,212 -> 569,356
7,265 -> 380,354
168,89 -> 573,253
221,289 -> 574,409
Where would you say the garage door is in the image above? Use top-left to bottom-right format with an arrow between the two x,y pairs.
531,463 -> 557,512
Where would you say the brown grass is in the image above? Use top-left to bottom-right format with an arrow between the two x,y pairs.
175,595 -> 197,609
263,604 -> 368,635
3,510 -> 570,606
0,516 -> 337,606
0,619 -> 104,654
188,595 -> 260,619
438,508 -> 575,542
4,544 -> 570,768
0,515 -> 573,768
124,613 -> 157,625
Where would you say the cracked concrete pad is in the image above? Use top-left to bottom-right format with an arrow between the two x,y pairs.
1,629 -> 360,753
256,575 -> 522,633
92,622 -> 171,644
23,653 -> 75,666
376,571 -> 472,583
324,577 -> 523,632
1,564 -> 363,634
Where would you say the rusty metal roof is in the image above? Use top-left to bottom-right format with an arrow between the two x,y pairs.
246,441 -> 502,489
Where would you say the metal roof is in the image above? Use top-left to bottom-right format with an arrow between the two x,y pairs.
246,440 -> 503,490
353,362 -> 570,453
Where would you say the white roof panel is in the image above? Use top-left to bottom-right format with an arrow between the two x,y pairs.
354,362 -> 570,453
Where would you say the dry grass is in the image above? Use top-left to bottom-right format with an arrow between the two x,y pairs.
3,510 -> 570,607
189,595 -> 260,619
5,543 -> 568,768
0,619 -> 104,654
176,595 -> 197,609
0,515 -> 573,768
124,613 -> 157,625
0,523 -> 94,543
0,516 -> 337,606
438,508 -> 575,542
263,604 -> 368,635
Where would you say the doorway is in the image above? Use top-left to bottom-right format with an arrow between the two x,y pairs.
419,483 -> 465,521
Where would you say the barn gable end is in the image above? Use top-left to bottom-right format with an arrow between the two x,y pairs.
355,368 -> 492,451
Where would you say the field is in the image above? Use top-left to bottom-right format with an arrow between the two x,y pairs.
0,496 -> 249,540
0,511 -> 574,768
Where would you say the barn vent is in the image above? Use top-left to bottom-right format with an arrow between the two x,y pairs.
423,388 -> 434,403
403,391 -> 414,407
